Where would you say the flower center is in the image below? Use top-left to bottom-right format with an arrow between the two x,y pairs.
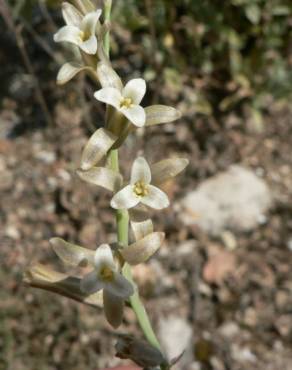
99,265 -> 114,282
79,30 -> 91,42
133,181 -> 149,197
120,97 -> 133,109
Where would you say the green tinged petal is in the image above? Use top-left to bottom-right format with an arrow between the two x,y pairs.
96,62 -> 123,90
131,219 -> 154,241
57,62 -> 92,85
23,263 -> 103,308
80,128 -> 117,170
50,237 -> 95,267
120,232 -> 165,265
77,167 -> 122,192
151,158 -> 189,185
145,105 -> 181,126
103,289 -> 124,328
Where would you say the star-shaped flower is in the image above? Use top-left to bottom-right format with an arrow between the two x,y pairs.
48,231 -> 166,326
80,243 -> 133,299
110,157 -> 170,210
54,2 -> 101,55
94,78 -> 147,127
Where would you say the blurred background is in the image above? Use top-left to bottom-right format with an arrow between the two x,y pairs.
1,0 -> 292,369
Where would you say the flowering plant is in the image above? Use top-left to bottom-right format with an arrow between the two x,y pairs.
24,1 -> 188,368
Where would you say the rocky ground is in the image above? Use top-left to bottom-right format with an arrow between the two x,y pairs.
1,9 -> 292,370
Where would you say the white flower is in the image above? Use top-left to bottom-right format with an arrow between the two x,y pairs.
80,243 -> 134,328
54,2 -> 101,55
80,244 -> 133,297
111,157 -> 170,210
94,78 -> 146,127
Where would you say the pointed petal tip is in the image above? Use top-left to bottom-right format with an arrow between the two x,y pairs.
49,237 -> 60,246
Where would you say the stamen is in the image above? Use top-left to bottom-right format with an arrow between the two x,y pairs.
133,181 -> 149,197
79,30 -> 91,42
120,97 -> 133,109
99,265 -> 114,282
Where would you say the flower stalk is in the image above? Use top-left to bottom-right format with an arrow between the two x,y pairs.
25,0 -> 188,367
103,0 -> 164,360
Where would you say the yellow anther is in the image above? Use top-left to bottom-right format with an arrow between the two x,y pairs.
133,181 -> 149,197
120,97 -> 133,109
79,30 -> 91,42
99,265 -> 114,282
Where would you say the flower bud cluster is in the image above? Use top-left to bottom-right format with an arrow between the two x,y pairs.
26,1 -> 189,329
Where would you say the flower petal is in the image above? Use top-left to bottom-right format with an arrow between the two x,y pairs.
80,271 -> 105,294
62,2 -> 83,26
122,105 -> 146,127
105,272 -> 134,298
131,219 -> 153,241
96,62 -> 123,91
121,232 -> 165,265
130,157 -> 151,184
141,185 -> 170,209
80,10 -> 102,35
80,35 -> 97,54
50,237 -> 95,267
57,62 -> 91,85
77,167 -> 122,192
103,290 -> 124,328
123,78 -> 146,105
24,263 -> 103,308
54,25 -> 81,45
151,158 -> 189,185
74,0 -> 95,13
80,128 -> 117,170
94,87 -> 122,109
110,185 -> 140,210
94,244 -> 115,271
145,105 -> 181,126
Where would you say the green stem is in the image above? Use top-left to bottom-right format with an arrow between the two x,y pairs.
123,263 -> 162,351
109,149 -> 161,352
105,0 -> 163,363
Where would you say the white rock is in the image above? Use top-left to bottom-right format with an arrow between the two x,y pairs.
218,321 -> 240,339
158,315 -> 193,366
231,345 -> 257,363
35,150 -> 56,164
180,165 -> 272,236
